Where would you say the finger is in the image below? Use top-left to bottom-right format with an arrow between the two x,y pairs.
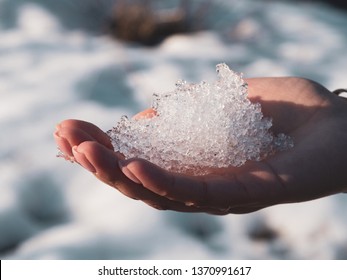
54,130 -> 74,158
54,126 -> 97,157
118,158 -> 253,210
54,126 -> 96,158
57,119 -> 113,150
71,141 -> 268,214
73,141 -> 204,212
133,108 -> 156,120
223,205 -> 268,214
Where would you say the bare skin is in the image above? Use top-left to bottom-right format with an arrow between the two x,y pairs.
54,77 -> 347,214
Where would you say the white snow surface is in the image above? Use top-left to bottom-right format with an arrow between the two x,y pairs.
1,0 -> 347,259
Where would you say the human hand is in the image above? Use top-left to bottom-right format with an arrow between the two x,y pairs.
54,77 -> 347,214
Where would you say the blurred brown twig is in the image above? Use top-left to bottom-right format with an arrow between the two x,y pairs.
108,0 -> 211,46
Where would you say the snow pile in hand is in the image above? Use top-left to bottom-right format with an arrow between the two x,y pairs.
107,63 -> 293,175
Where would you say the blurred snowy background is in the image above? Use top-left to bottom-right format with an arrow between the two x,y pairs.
1,0 -> 347,259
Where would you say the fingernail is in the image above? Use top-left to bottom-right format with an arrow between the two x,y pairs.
72,146 -> 96,173
54,130 -> 74,159
55,123 -> 62,132
118,160 -> 141,184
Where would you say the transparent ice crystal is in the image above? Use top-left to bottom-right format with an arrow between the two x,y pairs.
107,63 -> 293,175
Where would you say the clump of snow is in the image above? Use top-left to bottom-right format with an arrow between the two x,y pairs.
107,63 -> 293,175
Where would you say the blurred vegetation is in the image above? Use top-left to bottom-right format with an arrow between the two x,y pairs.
292,0 -> 347,9
107,0 -> 347,46
0,0 -> 345,46
108,0 -> 211,46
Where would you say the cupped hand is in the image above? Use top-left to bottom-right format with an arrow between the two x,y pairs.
54,77 -> 347,214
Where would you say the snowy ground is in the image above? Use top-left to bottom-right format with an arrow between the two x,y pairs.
1,0 -> 347,259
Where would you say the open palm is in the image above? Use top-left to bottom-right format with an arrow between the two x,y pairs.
54,77 -> 347,214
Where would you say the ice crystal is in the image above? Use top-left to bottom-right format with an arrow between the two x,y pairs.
107,63 -> 293,175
